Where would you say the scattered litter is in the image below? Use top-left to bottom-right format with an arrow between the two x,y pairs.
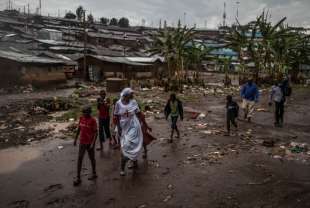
197,113 -> 206,119
201,130 -> 212,135
273,155 -> 282,159
262,139 -> 275,147
163,195 -> 172,202
57,145 -> 64,150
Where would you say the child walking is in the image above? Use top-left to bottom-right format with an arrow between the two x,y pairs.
73,106 -> 98,186
97,90 -> 111,150
225,95 -> 239,136
164,93 -> 184,143
140,106 -> 156,158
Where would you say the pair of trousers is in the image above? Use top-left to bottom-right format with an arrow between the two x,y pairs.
171,116 -> 178,130
242,99 -> 255,118
98,117 -> 111,142
227,112 -> 237,132
77,144 -> 96,178
275,101 -> 284,124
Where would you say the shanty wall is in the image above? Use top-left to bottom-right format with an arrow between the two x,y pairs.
77,56 -> 158,81
0,58 -> 66,88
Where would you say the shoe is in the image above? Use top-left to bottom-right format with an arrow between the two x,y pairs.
88,174 -> 98,181
224,132 -> 230,136
168,139 -> 173,143
120,171 -> 126,176
73,178 -> 81,186
96,146 -> 103,151
247,117 -> 251,122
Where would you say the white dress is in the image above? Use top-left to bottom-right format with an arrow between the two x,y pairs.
114,99 -> 143,160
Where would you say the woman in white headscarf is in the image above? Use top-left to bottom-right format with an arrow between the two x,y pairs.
114,88 -> 143,176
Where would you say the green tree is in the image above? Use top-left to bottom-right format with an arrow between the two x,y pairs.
149,25 -> 196,86
64,11 -> 76,19
87,14 -> 94,24
118,17 -> 130,27
76,6 -> 84,21
100,17 -> 109,25
110,18 -> 118,26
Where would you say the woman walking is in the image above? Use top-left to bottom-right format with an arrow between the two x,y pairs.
114,88 -> 143,176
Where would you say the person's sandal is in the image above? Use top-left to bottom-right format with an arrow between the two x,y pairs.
120,171 -> 126,176
73,178 -> 81,186
88,174 -> 98,181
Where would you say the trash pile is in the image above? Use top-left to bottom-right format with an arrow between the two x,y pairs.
72,85 -> 100,98
260,140 -> 310,163
31,97 -> 73,113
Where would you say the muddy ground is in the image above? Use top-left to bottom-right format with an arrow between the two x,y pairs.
0,82 -> 310,208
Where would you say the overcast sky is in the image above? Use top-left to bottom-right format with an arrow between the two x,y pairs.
2,0 -> 310,28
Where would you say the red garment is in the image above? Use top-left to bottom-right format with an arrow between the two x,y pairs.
140,112 -> 156,146
79,116 -> 97,144
98,99 -> 110,119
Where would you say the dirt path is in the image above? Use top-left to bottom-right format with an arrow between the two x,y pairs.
0,87 -> 310,208
0,89 -> 75,107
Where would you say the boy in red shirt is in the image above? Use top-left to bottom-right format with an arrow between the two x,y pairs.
73,106 -> 98,186
97,90 -> 111,150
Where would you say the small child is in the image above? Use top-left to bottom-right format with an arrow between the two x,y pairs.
97,90 -> 111,150
225,95 -> 239,136
164,93 -> 184,143
111,98 -> 120,149
73,106 -> 98,186
140,105 -> 156,158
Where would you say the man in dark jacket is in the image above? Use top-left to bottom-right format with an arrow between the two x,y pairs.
164,93 -> 184,143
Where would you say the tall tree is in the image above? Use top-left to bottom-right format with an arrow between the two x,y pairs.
87,14 -> 94,24
118,17 -> 130,27
100,17 -> 109,25
110,18 -> 118,26
76,6 -> 84,21
64,11 -> 76,19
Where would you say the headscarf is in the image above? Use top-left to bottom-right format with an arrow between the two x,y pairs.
120,88 -> 134,98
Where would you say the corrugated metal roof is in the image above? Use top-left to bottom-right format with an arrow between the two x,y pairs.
0,50 -> 65,64
91,55 -> 149,66
126,56 -> 164,63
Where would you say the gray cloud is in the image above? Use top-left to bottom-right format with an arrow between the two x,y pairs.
4,0 -> 310,28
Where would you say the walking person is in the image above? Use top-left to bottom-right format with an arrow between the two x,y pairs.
73,106 -> 98,186
141,105 -> 156,158
225,95 -> 239,136
111,98 -> 120,149
114,88 -> 143,176
97,90 -> 112,150
240,78 -> 259,122
269,79 -> 289,127
164,93 -> 184,143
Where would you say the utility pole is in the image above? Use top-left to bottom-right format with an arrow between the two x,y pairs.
83,10 -> 87,80
236,1 -> 240,19
39,0 -> 41,15
223,2 -> 227,27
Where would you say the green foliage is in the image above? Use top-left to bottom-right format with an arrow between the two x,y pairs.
87,14 -> 94,24
149,25 -> 197,82
64,12 -> 76,19
118,17 -> 130,27
76,6 -> 84,21
227,11 -> 310,82
100,17 -> 109,25
110,18 -> 118,26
